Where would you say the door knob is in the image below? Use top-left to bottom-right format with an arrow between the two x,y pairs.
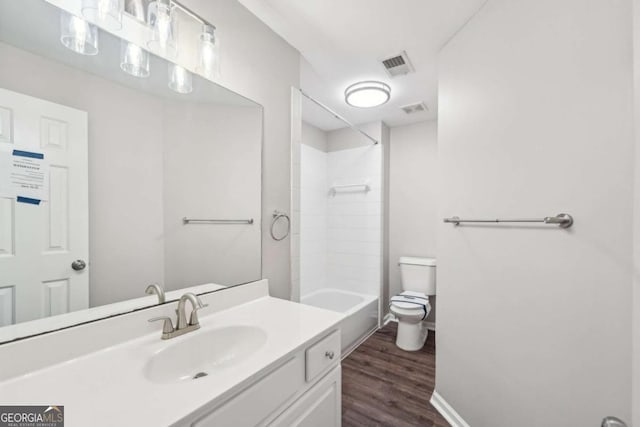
71,259 -> 87,271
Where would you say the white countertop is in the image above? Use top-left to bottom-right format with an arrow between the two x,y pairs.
0,296 -> 343,427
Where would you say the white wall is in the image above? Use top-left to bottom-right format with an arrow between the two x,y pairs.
437,0 -> 634,425
633,0 -> 640,424
163,102 -> 262,290
48,0 -> 301,300
300,122 -> 328,296
389,120 -> 438,321
0,42 -> 166,307
0,42 -> 264,306
302,121 -> 328,152
183,0 -> 300,299
381,122 -> 390,321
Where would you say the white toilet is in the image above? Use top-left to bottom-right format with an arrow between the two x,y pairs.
390,256 -> 436,351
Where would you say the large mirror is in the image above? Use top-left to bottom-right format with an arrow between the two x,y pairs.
0,0 -> 263,342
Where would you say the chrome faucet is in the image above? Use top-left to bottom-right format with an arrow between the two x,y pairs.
145,283 -> 166,304
149,292 -> 208,340
176,292 -> 206,329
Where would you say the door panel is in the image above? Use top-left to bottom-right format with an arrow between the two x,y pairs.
0,286 -> 13,326
0,198 -> 13,256
0,88 -> 88,324
46,165 -> 69,252
42,279 -> 69,317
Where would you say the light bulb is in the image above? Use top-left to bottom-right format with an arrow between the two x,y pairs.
168,64 -> 193,94
197,24 -> 219,79
81,0 -> 123,31
147,0 -> 177,57
120,41 -> 150,78
60,12 -> 99,56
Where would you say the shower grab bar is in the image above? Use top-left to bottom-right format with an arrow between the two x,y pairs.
443,213 -> 573,228
330,183 -> 371,195
182,217 -> 254,225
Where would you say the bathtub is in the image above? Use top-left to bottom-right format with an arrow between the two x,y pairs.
301,288 -> 379,355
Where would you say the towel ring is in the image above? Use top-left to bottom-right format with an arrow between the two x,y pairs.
271,210 -> 291,241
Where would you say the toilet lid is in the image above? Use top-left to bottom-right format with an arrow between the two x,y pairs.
390,292 -> 429,320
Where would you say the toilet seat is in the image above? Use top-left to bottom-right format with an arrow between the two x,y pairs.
390,291 -> 430,320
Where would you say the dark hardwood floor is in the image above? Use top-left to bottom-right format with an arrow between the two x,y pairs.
342,323 -> 448,427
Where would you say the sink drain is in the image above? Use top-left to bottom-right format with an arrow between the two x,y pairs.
193,372 -> 208,380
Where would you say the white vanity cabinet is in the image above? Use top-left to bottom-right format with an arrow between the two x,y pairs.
179,329 -> 342,427
269,366 -> 341,427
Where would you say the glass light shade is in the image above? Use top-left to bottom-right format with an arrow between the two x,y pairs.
81,0 -> 123,32
60,12 -> 99,56
124,0 -> 147,22
168,64 -> 193,94
147,0 -> 178,57
344,81 -> 391,108
120,41 -> 150,78
197,24 -> 220,79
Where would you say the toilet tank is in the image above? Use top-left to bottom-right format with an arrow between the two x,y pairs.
399,256 -> 436,295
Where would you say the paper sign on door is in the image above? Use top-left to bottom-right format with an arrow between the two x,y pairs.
0,149 -> 49,204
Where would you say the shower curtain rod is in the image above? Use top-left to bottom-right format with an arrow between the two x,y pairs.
298,88 -> 380,145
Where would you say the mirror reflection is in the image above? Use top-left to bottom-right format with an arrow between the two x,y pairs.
0,0 -> 262,340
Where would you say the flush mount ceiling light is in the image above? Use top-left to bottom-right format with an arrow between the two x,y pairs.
344,81 -> 391,108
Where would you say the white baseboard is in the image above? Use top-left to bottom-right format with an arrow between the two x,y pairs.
382,313 -> 396,325
383,313 -> 436,331
425,321 -> 436,331
430,391 -> 471,427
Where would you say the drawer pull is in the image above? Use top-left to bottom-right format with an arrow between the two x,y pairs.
325,351 -> 335,360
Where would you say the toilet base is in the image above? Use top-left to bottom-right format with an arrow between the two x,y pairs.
395,320 -> 428,351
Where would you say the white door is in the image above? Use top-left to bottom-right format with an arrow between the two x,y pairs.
0,88 -> 89,326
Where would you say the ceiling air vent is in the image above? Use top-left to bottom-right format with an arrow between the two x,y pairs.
401,102 -> 428,115
381,51 -> 414,77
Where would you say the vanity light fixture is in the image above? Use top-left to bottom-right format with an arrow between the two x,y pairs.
197,24 -> 219,79
61,0 -> 220,93
60,12 -> 99,56
344,81 -> 391,108
147,0 -> 177,57
81,0 -> 124,32
120,40 -> 150,78
168,63 -> 193,94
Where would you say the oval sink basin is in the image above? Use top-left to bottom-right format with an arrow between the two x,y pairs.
144,325 -> 268,384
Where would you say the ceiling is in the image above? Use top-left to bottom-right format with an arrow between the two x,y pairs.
239,0 -> 487,130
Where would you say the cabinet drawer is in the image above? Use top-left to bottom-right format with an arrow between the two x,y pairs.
305,330 -> 340,382
192,355 -> 304,427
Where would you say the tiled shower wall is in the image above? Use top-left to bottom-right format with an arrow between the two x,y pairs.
326,145 -> 382,297
296,120 -> 382,298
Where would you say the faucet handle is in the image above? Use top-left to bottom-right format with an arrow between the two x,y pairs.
189,303 -> 209,326
149,316 -> 175,334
